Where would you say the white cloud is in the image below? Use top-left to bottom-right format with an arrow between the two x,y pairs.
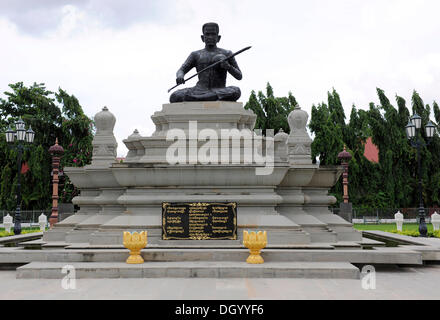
1,0 -> 440,156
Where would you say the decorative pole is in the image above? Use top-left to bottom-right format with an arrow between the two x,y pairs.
5,118 -> 35,235
49,138 -> 64,228
337,146 -> 353,222
338,146 -> 352,204
405,115 -> 436,237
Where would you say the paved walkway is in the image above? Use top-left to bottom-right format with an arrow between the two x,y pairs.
1,264 -> 440,300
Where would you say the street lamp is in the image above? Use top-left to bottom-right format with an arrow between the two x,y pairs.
4,118 -> 35,235
405,114 -> 436,237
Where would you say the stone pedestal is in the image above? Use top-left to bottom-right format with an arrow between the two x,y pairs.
45,101 -> 362,247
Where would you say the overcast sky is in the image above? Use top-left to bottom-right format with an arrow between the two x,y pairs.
1,0 -> 439,156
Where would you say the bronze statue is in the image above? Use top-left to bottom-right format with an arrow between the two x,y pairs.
169,22 -> 244,103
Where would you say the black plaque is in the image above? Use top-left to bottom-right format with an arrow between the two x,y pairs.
162,202 -> 237,240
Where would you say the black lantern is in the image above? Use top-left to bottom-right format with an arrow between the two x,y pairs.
26,126 -> 35,143
411,113 -> 422,129
15,118 -> 25,130
5,126 -> 15,143
405,121 -> 416,139
426,121 -> 436,139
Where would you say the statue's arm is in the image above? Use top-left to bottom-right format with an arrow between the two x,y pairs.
226,56 -> 242,80
176,52 -> 197,83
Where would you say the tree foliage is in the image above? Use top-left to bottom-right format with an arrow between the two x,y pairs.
0,82 -> 94,210
244,82 -> 297,134
246,84 -> 440,209
309,88 -> 440,209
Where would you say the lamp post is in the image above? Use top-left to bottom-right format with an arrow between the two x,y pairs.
5,118 -> 35,235
405,114 -> 436,237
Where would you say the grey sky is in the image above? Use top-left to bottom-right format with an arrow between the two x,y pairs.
0,0 -> 174,34
1,0 -> 439,156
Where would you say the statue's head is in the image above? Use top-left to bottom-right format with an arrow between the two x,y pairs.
201,22 -> 221,46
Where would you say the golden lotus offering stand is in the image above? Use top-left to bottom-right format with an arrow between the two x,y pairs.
243,230 -> 267,264
123,231 -> 147,264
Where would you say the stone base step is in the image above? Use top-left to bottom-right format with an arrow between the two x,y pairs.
19,237 -> 386,251
64,243 -> 336,250
0,248 -> 423,265
16,261 -> 360,279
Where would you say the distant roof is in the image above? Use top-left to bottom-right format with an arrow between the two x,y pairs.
363,137 -> 379,163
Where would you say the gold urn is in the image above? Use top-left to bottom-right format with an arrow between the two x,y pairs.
243,230 -> 267,264
123,231 -> 147,264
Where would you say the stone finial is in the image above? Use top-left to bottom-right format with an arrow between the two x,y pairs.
128,129 -> 141,139
288,105 -> 308,135
90,106 -> 118,167
287,105 -> 313,166
274,129 -> 289,162
94,106 -> 116,135
274,128 -> 289,142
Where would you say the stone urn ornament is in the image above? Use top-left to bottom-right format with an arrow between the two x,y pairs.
91,106 -> 118,167
243,230 -> 267,264
123,231 -> 147,264
287,105 -> 313,165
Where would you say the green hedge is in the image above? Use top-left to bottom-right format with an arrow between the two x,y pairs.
0,228 -> 44,238
390,230 -> 440,238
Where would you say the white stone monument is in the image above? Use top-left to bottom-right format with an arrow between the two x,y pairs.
394,211 -> 404,232
431,212 -> 440,231
39,213 -> 47,232
3,214 -> 13,233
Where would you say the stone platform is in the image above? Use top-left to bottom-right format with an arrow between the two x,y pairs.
0,246 -> 424,265
3,230 -> 440,279
1,241 -> 429,280
42,102 -> 361,248
16,261 -> 360,279
22,101 -> 404,279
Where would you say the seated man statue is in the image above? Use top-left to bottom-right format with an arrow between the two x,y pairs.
169,22 -> 242,103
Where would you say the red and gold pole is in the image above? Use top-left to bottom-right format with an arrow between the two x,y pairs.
49,138 -> 64,228
338,146 -> 352,204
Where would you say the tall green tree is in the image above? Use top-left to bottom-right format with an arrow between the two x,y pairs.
0,82 -> 94,210
310,87 -> 440,209
244,82 -> 297,134
309,89 -> 348,165
247,84 -> 440,210
309,102 -> 344,166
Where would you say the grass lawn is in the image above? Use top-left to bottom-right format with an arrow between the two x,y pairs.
354,223 -> 434,232
0,228 -> 44,238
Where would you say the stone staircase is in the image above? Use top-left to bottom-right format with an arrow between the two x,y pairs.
2,243 -> 426,280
